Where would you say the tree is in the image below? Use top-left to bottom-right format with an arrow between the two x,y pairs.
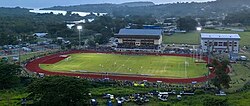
0,62 -> 21,89
94,33 -> 110,45
203,95 -> 228,106
176,16 -> 198,32
85,38 -> 96,47
223,10 -> 250,25
47,24 -> 74,38
27,76 -> 91,106
124,15 -> 156,26
199,18 -> 207,27
211,59 -> 231,89
164,19 -> 174,23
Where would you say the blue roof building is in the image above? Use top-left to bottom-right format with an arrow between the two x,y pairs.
116,29 -> 162,36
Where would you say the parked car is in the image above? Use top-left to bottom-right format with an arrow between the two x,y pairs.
90,99 -> 98,106
103,94 -> 115,100
158,92 -> 168,101
158,95 -> 168,101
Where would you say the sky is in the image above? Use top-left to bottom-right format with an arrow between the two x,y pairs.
0,0 -> 215,8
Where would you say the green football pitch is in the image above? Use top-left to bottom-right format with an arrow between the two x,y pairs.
40,53 -> 208,78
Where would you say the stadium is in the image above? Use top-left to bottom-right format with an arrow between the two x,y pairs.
25,29 -> 215,83
25,50 -> 214,83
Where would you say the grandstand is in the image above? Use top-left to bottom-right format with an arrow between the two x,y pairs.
114,29 -> 163,52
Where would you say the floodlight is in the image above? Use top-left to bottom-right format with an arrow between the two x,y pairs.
196,27 -> 202,31
77,25 -> 82,30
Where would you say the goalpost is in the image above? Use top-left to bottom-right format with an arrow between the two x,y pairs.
184,57 -> 190,78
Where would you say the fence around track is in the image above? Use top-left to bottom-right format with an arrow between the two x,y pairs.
25,50 -> 215,83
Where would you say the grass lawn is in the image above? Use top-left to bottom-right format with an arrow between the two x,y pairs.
227,64 -> 250,92
3,51 -> 48,63
40,53 -> 207,78
163,29 -> 250,46
225,51 -> 250,93
19,52 -> 46,62
163,31 -> 200,44
0,89 -> 29,106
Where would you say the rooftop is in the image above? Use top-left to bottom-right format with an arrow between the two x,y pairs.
116,29 -> 162,36
33,33 -> 48,37
201,33 -> 240,39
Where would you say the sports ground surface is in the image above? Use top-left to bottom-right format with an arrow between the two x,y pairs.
40,53 -> 207,78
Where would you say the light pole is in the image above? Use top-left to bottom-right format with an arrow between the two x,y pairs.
196,26 -> 202,62
77,25 -> 82,49
18,35 -> 22,65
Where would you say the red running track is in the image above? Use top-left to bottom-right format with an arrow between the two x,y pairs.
25,50 -> 215,83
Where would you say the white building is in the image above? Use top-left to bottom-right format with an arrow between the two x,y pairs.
200,33 -> 240,54
33,33 -> 48,37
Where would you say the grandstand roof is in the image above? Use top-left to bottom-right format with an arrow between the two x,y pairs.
201,33 -> 240,39
116,29 -> 162,36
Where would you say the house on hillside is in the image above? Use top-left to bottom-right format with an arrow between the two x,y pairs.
33,33 -> 48,37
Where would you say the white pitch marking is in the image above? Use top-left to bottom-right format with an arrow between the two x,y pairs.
115,56 -> 131,72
